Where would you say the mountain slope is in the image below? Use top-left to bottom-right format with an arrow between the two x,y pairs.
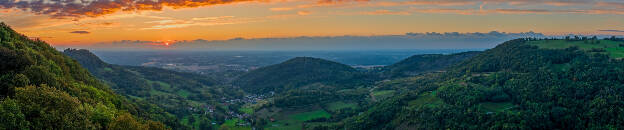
63,49 -> 220,96
64,49 -> 242,129
0,23 -> 164,129
337,38 -> 624,129
238,57 -> 373,129
62,48 -> 109,70
235,57 -> 370,93
382,51 -> 481,78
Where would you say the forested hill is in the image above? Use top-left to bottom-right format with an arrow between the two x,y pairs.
235,57 -> 371,93
0,23 -> 165,129
63,48 -> 109,70
64,49 -> 241,129
63,48 -> 219,94
382,51 -> 481,78
335,38 -> 624,129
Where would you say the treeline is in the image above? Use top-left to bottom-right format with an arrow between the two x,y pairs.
381,51 -> 481,78
523,35 -> 623,41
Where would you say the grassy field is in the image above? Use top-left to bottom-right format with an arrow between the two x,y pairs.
326,101 -> 358,112
290,110 -> 331,121
408,91 -> 444,108
222,118 -> 251,130
153,81 -> 172,91
146,79 -> 173,93
479,102 -> 515,113
373,90 -> 396,100
265,109 -> 331,130
265,122 -> 300,130
181,114 -> 201,129
148,89 -> 171,97
176,89 -> 191,98
528,40 -> 624,58
239,107 -> 254,115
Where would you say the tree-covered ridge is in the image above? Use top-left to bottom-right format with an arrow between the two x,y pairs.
382,51 -> 481,78
336,38 -> 624,129
63,48 -> 109,70
63,49 -> 220,97
527,38 -> 624,58
0,23 -> 165,129
64,48 -> 245,129
235,57 -> 372,93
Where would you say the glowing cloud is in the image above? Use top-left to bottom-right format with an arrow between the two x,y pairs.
69,31 -> 91,34
0,0 -> 263,18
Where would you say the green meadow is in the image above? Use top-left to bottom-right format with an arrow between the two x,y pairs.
326,101 -> 358,112
528,40 -> 624,58
221,118 -> 252,130
265,109 -> 331,130
408,91 -> 445,108
372,90 -> 396,101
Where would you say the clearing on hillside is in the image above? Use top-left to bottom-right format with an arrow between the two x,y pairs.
326,101 -> 358,112
528,39 -> 624,58
408,91 -> 445,108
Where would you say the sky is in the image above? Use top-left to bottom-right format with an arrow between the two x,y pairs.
1,0 -> 623,47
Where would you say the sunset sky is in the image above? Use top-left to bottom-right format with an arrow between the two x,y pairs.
1,0 -> 623,46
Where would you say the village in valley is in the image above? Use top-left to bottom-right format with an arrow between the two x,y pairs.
185,92 -> 275,129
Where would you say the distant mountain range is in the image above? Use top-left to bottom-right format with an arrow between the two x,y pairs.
59,31 -> 545,51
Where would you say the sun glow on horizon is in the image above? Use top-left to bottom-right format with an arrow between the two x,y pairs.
0,0 -> 622,46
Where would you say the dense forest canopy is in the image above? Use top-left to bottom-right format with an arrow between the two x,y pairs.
234,57 -> 373,93
0,23 -> 166,129
381,51 -> 481,78
337,38 -> 624,129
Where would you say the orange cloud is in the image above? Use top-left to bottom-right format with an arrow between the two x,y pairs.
595,2 -> 624,9
543,1 -> 586,6
505,1 -> 586,6
361,10 -> 410,15
270,7 -> 295,11
297,11 -> 312,15
0,0 -> 264,18
4,0 -> 621,19
582,9 -> 624,15
411,8 -> 477,15
317,0 -> 371,4
295,0 -> 370,8
407,8 -> 624,15
489,9 -> 624,15
142,15 -> 258,30
374,1 -> 478,7
1,0 -> 376,19
70,31 -> 91,34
